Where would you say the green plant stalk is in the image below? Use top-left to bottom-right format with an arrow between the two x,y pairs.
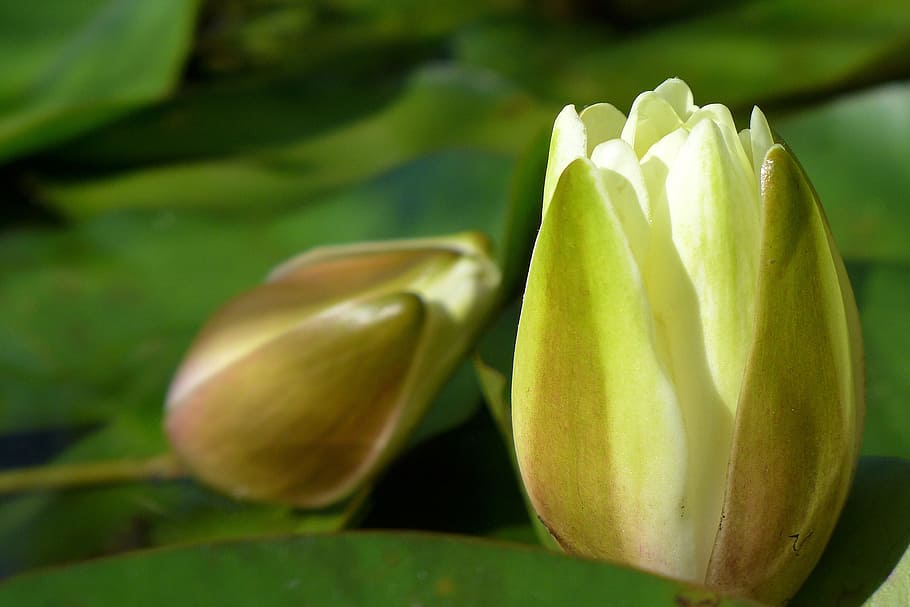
0,453 -> 187,495
473,354 -> 560,550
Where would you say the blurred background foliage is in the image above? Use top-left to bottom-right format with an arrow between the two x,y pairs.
1,0 -> 909,601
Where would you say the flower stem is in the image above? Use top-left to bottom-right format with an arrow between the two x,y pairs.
0,453 -> 187,495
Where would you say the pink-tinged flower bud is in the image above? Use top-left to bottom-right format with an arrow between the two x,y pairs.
166,233 -> 500,508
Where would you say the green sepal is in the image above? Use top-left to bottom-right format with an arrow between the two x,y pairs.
705,145 -> 864,603
512,158 -> 694,579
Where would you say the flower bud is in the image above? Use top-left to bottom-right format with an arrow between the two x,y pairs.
512,79 -> 864,604
165,232 -> 500,508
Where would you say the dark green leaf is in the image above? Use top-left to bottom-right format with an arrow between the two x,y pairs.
850,262 -> 910,459
497,129 -> 549,298
776,81 -> 910,263
0,0 -> 198,161
0,532 -> 760,606
454,1 -> 910,112
36,65 -> 549,219
41,39 -> 430,170
0,478 -> 361,578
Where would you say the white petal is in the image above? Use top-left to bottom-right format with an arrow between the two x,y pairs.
639,128 -> 688,225
589,140 -> 650,266
665,119 -> 761,415
650,119 -> 762,577
591,138 -> 652,221
687,105 -> 757,195
580,103 -> 626,155
749,106 -> 774,181
738,128 -> 753,166
685,103 -> 736,134
654,78 -> 697,120
621,92 -> 685,159
542,105 -> 586,217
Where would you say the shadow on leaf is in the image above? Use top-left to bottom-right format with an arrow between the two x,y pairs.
792,456 -> 910,605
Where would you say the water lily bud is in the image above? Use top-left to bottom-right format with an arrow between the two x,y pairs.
166,233 -> 500,508
512,79 -> 864,604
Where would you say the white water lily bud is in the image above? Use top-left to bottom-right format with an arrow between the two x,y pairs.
512,78 -> 864,604
166,233 -> 500,508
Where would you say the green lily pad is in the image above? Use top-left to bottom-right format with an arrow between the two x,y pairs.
496,129 -> 549,298
776,82 -> 910,264
453,0 -> 910,112
0,532 -> 760,606
851,262 -> 910,459
0,0 -> 198,161
41,41 -> 422,171
37,65 -> 550,219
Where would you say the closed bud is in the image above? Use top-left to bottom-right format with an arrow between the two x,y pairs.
512,79 -> 864,604
166,233 -> 500,508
